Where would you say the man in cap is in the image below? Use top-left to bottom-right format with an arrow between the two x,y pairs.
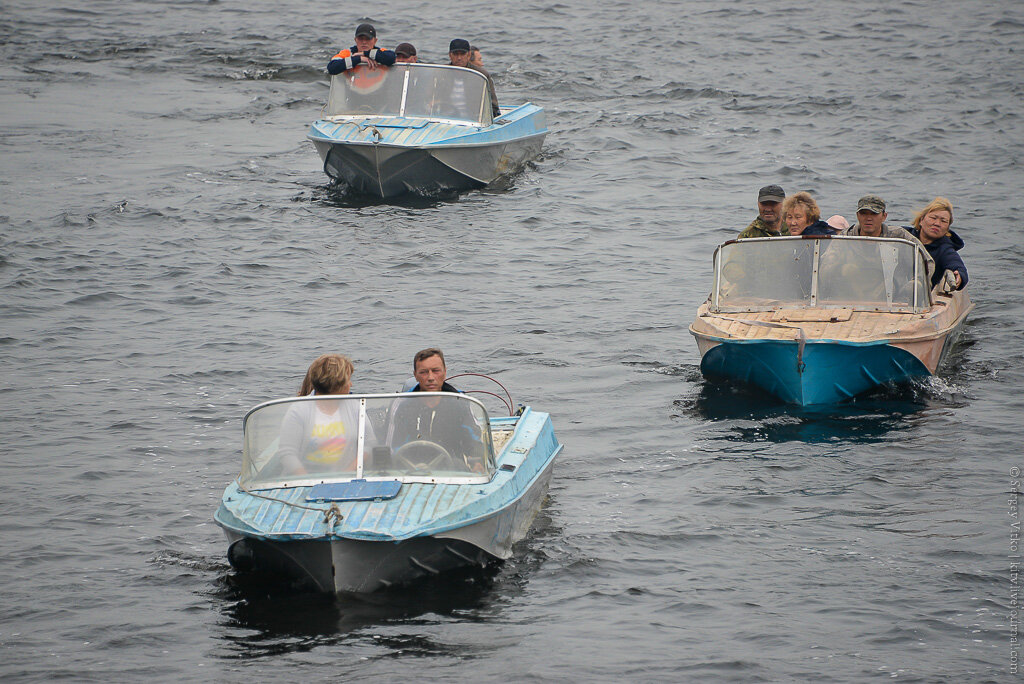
394,42 -> 418,63
842,194 -> 913,239
448,38 -> 500,118
327,23 -> 396,74
738,185 -> 790,238
826,194 -> 934,292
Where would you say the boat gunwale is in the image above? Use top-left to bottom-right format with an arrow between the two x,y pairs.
307,110 -> 549,148
307,130 -> 549,150
690,304 -> 972,345
317,115 -> 484,130
315,101 -> 543,129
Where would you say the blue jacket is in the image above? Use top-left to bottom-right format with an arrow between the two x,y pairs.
800,220 -> 837,237
907,227 -> 968,289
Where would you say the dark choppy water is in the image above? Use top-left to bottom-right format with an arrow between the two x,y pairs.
2,0 -> 1023,680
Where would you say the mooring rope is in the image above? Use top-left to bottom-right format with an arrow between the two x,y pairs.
236,481 -> 342,518
322,504 -> 344,528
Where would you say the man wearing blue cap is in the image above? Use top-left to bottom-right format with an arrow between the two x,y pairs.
327,23 -> 396,74
448,38 -> 500,117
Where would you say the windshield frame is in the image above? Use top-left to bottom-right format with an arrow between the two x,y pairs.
323,63 -> 493,127
239,392 -> 497,490
709,235 -> 933,314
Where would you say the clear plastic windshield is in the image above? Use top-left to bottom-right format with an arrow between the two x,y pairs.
239,393 -> 495,490
325,64 -> 491,125
326,64 -> 405,117
712,236 -> 931,312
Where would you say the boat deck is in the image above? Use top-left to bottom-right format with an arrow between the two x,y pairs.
693,305 -> 928,342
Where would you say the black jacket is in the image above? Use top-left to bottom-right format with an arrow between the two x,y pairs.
800,220 -> 837,237
387,382 -> 482,457
908,227 -> 968,289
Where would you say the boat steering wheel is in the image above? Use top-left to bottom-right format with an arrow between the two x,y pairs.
393,440 -> 456,471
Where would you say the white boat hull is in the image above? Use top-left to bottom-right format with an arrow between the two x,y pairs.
223,459 -> 553,593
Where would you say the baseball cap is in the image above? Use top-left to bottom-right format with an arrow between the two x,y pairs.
449,38 -> 471,53
757,184 -> 785,203
395,42 -> 416,57
355,23 -> 376,38
856,194 -> 886,214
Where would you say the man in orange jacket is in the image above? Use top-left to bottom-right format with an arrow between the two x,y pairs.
327,23 -> 396,74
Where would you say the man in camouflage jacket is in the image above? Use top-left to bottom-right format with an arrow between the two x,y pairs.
738,184 -> 790,239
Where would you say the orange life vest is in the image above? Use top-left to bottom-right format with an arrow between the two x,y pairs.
331,49 -> 389,92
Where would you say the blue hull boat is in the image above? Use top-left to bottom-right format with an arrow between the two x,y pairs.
690,236 -> 973,405
308,64 -> 547,197
215,392 -> 561,593
699,338 -> 931,405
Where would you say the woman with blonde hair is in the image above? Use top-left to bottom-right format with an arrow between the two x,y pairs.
298,353 -> 354,396
278,354 -> 373,476
907,196 -> 968,289
781,191 -> 836,236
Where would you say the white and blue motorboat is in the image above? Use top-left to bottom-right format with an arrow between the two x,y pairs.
215,390 -> 561,593
307,63 -> 547,197
689,235 -> 973,405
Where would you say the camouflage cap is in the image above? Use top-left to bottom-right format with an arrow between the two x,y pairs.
856,194 -> 886,214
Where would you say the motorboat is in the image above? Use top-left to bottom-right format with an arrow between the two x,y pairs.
307,63 -> 547,197
214,389 -> 561,593
689,235 -> 974,405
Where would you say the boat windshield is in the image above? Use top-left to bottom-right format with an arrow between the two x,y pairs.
711,236 -> 932,313
238,393 -> 496,490
324,63 -> 492,125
